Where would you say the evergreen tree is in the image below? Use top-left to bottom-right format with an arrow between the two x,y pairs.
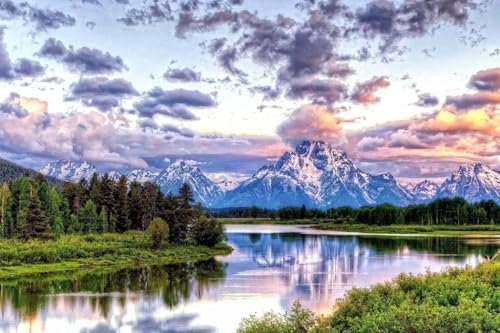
10,177 -> 37,237
128,181 -> 142,230
68,213 -> 79,233
88,172 -> 101,207
140,182 -> 160,230
179,183 -> 194,209
80,200 -> 99,233
115,176 -> 130,232
0,183 -> 11,237
100,174 -> 117,228
99,207 -> 108,233
18,189 -> 53,240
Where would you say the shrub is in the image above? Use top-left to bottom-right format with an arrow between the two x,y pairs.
148,217 -> 169,250
191,216 -> 224,247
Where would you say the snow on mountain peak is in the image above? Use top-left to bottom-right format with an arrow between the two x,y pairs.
39,160 -> 98,182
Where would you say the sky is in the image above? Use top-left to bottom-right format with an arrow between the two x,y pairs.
0,0 -> 499,184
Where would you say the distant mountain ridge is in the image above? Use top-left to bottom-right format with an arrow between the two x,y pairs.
34,141 -> 500,208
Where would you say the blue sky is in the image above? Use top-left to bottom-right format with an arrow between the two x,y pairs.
0,0 -> 499,183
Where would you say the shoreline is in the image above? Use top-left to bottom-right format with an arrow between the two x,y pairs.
222,221 -> 500,238
0,244 -> 232,279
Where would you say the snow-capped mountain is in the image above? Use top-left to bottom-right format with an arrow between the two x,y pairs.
126,169 -> 159,184
216,141 -> 412,209
436,163 -> 500,202
406,180 -> 439,203
155,161 -> 224,207
216,178 -> 240,192
39,160 -> 98,183
107,171 -> 122,182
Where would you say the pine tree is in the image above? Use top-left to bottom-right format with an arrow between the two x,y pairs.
100,174 -> 117,229
89,172 -> 101,207
179,183 -> 194,209
80,200 -> 99,233
140,182 -> 160,230
10,177 -> 37,237
115,176 -> 130,232
18,188 -> 53,240
128,181 -> 142,230
0,183 -> 11,237
100,207 -> 108,233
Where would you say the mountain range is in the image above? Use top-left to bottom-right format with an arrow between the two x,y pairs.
17,140 -> 500,208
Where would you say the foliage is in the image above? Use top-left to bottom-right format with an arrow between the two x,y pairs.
0,175 -> 224,247
191,216 -> 225,247
238,302 -> 321,333
212,197 -> 500,225
148,217 -> 169,250
237,261 -> 500,333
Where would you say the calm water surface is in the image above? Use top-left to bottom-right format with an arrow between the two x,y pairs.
1,225 -> 498,333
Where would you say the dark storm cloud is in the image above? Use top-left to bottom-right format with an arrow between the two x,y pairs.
351,76 -> 390,104
164,67 -> 201,82
134,87 -> 215,119
38,38 -> 126,74
68,77 -> 138,111
0,1 -> 75,31
415,93 -> 439,107
0,93 -> 28,117
469,67 -> 500,91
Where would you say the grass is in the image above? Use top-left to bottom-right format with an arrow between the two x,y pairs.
217,217 -> 322,225
0,231 -> 232,279
313,223 -> 500,236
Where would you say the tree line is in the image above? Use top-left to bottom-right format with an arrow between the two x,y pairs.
212,197 -> 500,224
0,173 -> 224,246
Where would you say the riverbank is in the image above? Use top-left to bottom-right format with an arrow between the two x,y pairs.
312,223 -> 500,236
0,231 -> 232,279
238,259 -> 500,332
218,217 -> 321,225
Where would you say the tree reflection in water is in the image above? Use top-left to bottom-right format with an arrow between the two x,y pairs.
0,259 -> 226,322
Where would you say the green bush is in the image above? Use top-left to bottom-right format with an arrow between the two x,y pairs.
148,217 -> 169,250
191,216 -> 224,247
237,261 -> 500,333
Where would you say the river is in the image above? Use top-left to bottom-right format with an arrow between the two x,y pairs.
0,225 -> 498,333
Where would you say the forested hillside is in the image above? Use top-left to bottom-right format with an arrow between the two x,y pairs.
0,158 -> 62,187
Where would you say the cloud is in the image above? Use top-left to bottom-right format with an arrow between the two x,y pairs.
287,77 -> 347,104
164,67 -> 201,82
0,28 -> 44,80
469,67 -> 500,91
118,1 -> 174,26
161,124 -> 195,138
351,76 -> 389,104
277,104 -> 344,146
420,108 -> 500,136
354,0 -> 480,50
38,38 -> 126,74
38,38 -> 67,57
445,91 -> 500,109
0,1 -> 75,31
134,87 -> 216,119
68,77 -> 138,111
416,93 -> 439,107
0,93 -> 29,118
13,58 -> 45,77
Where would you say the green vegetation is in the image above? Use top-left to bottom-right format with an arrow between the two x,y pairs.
315,223 -> 500,235
237,260 -> 500,333
0,175 -> 228,277
216,199 -> 500,225
0,231 -> 231,278
218,217 -> 320,225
